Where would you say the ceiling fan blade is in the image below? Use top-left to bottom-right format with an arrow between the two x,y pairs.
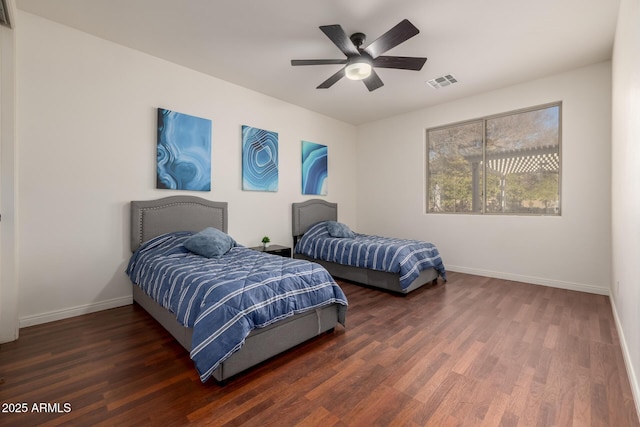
319,25 -> 360,57
364,19 -> 420,58
291,59 -> 347,66
317,67 -> 346,89
363,69 -> 384,92
373,56 -> 427,71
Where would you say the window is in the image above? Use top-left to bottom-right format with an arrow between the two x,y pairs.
426,103 -> 561,215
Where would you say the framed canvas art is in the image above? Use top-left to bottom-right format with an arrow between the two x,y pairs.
157,108 -> 211,191
242,125 -> 279,192
301,141 -> 327,195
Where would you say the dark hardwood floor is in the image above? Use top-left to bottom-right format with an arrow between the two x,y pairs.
1,272 -> 638,426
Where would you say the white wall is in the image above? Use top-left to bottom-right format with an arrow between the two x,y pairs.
16,11 -> 357,326
0,0 -> 18,343
356,62 -> 612,295
611,0 -> 640,412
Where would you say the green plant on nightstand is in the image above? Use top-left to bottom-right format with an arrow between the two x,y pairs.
261,236 -> 270,249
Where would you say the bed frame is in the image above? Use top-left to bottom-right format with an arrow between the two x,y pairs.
130,195 -> 341,383
291,199 -> 439,294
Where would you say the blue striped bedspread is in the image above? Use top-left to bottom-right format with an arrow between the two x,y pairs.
126,232 -> 348,382
295,222 -> 447,289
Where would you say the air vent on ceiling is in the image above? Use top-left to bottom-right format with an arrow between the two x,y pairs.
0,0 -> 11,28
427,74 -> 458,89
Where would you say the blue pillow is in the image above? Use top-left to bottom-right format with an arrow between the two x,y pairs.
326,221 -> 355,238
183,227 -> 234,258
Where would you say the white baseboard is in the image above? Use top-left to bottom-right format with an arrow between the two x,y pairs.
610,297 -> 640,421
445,265 -> 609,296
19,295 -> 133,328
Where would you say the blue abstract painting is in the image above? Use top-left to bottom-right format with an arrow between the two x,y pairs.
301,141 -> 327,195
242,125 -> 278,192
157,108 -> 211,191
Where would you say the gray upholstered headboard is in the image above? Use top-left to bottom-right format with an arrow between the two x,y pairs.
130,196 -> 228,251
291,199 -> 338,239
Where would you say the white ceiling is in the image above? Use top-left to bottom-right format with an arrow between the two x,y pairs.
16,0 -> 620,125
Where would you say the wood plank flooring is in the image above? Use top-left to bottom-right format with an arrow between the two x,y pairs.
1,272 -> 638,426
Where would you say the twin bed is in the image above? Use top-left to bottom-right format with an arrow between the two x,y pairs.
127,196 -> 445,383
292,199 -> 446,294
128,196 -> 347,383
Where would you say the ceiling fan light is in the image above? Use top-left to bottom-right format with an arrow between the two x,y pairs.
345,61 -> 372,80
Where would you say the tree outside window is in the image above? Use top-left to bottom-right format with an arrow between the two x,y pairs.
426,103 -> 561,215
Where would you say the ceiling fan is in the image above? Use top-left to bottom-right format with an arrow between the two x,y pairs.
291,19 -> 427,92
